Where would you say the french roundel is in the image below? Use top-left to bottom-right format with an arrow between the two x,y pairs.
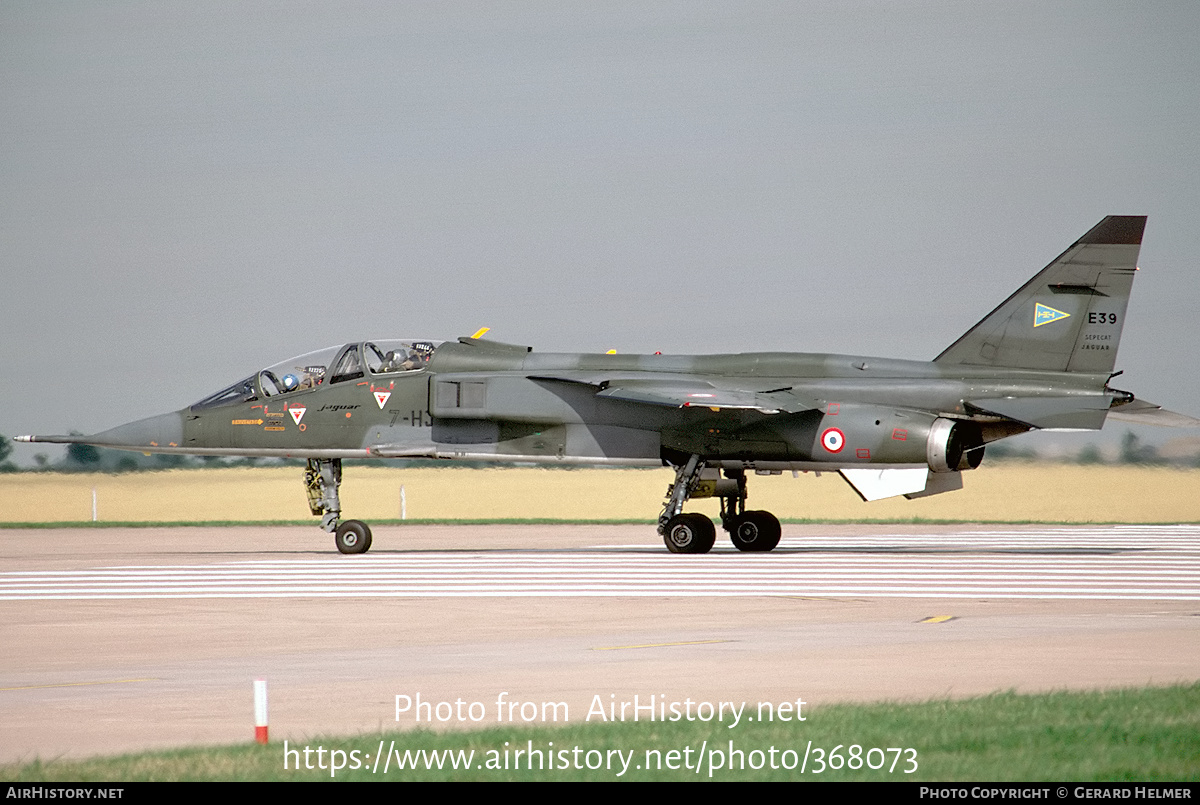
821,427 -> 845,453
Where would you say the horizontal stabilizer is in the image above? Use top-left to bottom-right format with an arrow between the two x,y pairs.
839,468 -> 930,501
1107,400 -> 1200,428
967,396 -> 1111,430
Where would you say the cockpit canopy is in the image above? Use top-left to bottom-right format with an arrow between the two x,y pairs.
191,340 -> 442,411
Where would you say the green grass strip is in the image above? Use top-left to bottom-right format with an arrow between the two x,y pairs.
5,684 -> 1197,781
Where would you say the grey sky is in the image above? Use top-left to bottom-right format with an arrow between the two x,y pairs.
3,1 -> 1198,463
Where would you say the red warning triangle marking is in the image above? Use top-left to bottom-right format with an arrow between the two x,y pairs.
374,391 -> 391,409
289,406 -> 306,425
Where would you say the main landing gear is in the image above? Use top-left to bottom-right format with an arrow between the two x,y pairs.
657,455 -> 782,554
306,458 -> 373,554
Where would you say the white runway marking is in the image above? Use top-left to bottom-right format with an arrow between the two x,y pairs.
2,526 -> 1199,601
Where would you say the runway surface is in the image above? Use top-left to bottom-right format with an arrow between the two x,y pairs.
3,525 -> 1198,601
2,523 -> 1198,762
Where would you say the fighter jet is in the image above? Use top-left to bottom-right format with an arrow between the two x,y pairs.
18,215 -> 1192,554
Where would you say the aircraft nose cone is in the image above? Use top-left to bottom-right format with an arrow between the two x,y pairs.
91,411 -> 185,449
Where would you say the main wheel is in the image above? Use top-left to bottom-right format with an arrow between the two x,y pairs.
335,520 -> 373,554
663,513 -> 716,554
728,510 -> 781,552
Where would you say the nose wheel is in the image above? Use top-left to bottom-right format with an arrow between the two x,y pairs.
335,520 -> 373,554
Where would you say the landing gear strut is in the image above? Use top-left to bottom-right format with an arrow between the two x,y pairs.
305,458 -> 372,554
658,455 -> 715,554
657,457 -> 782,554
718,469 -> 781,553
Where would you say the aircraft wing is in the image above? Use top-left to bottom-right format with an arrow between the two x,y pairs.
529,373 -> 818,414
595,383 -> 819,413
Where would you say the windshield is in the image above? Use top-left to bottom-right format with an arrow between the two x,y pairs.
190,340 -> 443,410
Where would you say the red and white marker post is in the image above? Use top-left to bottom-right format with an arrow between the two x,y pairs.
254,679 -> 269,744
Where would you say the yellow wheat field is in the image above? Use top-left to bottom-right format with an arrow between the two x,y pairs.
1,464 -> 1198,524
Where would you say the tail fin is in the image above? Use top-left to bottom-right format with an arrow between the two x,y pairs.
934,216 -> 1146,374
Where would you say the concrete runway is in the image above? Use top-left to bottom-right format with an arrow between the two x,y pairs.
1,523 -> 1198,762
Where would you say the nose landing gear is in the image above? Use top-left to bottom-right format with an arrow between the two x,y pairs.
306,458 -> 373,554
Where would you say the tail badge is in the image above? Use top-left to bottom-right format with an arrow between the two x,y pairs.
1034,302 -> 1071,327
